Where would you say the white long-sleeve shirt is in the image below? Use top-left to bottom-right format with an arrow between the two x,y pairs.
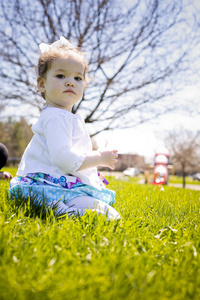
17,107 -> 101,189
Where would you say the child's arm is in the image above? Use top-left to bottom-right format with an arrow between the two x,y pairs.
78,149 -> 118,171
44,117 -> 118,172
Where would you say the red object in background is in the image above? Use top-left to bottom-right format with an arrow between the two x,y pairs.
153,147 -> 169,185
153,165 -> 168,184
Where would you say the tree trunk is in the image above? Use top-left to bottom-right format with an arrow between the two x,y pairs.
182,163 -> 186,188
182,173 -> 186,188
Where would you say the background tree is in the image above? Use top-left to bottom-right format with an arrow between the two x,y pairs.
0,0 -> 199,136
165,128 -> 200,188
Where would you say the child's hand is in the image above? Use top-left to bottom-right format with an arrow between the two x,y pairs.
0,171 -> 13,180
99,149 -> 118,170
78,141 -> 118,171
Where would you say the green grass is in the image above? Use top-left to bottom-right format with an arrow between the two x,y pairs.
0,168 -> 200,300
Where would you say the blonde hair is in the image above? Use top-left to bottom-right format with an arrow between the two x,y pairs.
37,45 -> 88,99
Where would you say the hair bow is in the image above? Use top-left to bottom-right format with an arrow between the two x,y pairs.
39,36 -> 75,53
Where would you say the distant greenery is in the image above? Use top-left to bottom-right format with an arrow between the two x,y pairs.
0,169 -> 200,300
0,119 -> 33,162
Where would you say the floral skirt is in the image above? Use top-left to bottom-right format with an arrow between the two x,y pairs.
9,173 -> 115,206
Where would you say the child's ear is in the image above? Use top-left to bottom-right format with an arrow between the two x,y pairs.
37,77 -> 46,92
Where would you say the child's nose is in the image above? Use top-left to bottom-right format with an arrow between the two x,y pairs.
66,78 -> 75,87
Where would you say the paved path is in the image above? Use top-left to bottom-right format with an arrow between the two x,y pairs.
138,179 -> 200,191
104,172 -> 200,191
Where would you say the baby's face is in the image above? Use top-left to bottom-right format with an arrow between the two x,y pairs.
37,55 -> 85,111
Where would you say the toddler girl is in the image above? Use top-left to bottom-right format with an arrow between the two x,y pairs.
9,37 -> 120,220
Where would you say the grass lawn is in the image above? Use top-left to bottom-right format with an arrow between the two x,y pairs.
0,168 -> 200,300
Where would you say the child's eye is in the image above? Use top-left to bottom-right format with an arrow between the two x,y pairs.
74,76 -> 82,81
56,74 -> 65,79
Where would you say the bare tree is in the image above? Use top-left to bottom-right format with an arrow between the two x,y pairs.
165,129 -> 200,188
0,0 -> 198,136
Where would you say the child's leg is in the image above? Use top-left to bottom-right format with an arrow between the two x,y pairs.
55,196 -> 121,220
68,196 -> 121,220
51,200 -> 78,216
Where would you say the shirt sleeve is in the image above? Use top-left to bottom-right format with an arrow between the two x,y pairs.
43,115 -> 86,173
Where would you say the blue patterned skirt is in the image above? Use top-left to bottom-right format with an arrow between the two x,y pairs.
9,173 -> 115,206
